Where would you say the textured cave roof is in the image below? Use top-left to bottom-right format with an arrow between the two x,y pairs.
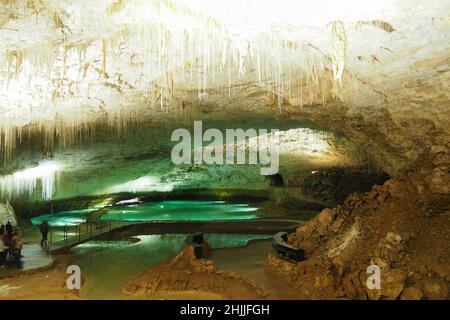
0,0 -> 449,176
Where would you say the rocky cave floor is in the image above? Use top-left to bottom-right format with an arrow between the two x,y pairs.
267,166 -> 450,299
121,170 -> 449,300
1,164 -> 449,300
115,150 -> 450,300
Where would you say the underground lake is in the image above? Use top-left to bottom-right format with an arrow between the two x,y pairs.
30,200 -> 260,226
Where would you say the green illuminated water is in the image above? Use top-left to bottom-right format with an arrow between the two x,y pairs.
72,233 -> 271,299
30,208 -> 96,226
31,201 -> 259,226
101,201 -> 258,222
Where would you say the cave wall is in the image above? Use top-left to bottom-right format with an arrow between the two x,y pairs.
1,117 -> 389,215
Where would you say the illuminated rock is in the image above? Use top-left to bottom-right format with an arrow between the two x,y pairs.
0,201 -> 16,226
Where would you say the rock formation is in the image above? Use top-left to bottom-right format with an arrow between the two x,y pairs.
266,158 -> 450,299
0,201 -> 17,226
124,242 -> 269,299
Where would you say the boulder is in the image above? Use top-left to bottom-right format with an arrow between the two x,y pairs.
331,255 -> 346,279
330,216 -> 345,233
423,277 -> 448,300
298,240 -> 316,256
372,232 -> 408,269
313,273 -> 335,293
314,208 -> 336,236
385,232 -> 402,244
380,269 -> 407,300
265,250 -> 296,279
343,271 -> 367,300
400,287 -> 423,300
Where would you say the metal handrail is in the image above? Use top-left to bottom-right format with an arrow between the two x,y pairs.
48,220 -> 112,251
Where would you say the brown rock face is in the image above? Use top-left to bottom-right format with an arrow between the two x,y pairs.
380,269 -> 407,300
342,271 -> 366,300
423,278 -> 448,300
401,287 -> 423,300
266,168 -> 450,300
265,250 -> 297,280
371,231 -> 410,269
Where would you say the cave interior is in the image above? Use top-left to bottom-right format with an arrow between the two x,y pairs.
0,0 -> 449,301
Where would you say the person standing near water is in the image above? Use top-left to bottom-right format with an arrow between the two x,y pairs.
5,220 -> 13,240
39,220 -> 49,247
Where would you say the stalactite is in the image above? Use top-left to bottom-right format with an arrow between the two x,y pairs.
102,38 -> 107,75
0,161 -> 60,200
0,0 -> 341,165
330,20 -> 347,84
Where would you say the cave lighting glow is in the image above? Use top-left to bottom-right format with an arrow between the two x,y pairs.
107,176 -> 176,194
226,128 -> 331,157
0,161 -> 62,200
0,0 -> 396,162
172,0 -> 393,26
31,208 -> 96,226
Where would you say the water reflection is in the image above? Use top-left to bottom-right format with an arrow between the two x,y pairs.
72,233 -> 270,299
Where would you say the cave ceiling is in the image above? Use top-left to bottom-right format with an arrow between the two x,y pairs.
0,0 -> 449,199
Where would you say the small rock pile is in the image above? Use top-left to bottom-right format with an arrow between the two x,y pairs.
124,242 -> 269,299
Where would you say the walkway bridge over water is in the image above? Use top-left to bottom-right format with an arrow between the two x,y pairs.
48,219 -> 303,253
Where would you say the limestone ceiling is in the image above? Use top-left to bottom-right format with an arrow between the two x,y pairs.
0,0 -> 449,164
